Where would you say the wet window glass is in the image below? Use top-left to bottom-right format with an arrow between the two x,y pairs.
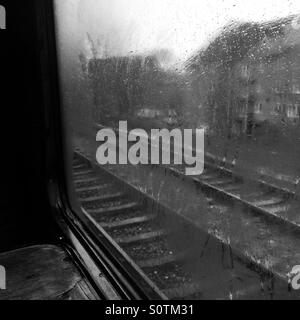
55,0 -> 300,299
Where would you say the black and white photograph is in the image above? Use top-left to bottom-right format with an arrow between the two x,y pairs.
1,0 -> 300,305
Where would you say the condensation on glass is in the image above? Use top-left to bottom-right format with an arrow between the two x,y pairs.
55,0 -> 300,300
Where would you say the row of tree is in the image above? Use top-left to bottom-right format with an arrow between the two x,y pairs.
81,50 -> 187,127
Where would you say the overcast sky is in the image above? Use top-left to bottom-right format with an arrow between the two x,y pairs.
55,0 -> 300,64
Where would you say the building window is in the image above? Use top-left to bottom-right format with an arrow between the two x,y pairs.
292,83 -> 300,94
241,65 -> 250,78
256,84 -> 263,93
255,102 -> 263,114
287,104 -> 299,118
275,103 -> 282,114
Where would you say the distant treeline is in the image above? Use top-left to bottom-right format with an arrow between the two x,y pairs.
83,53 -> 190,127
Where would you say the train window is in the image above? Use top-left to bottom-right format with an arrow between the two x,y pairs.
55,0 -> 300,300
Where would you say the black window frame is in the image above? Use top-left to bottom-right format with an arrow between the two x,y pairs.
36,0 -> 164,300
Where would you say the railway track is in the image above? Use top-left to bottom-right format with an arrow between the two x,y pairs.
166,159 -> 299,232
72,148 -> 300,300
95,123 -> 299,229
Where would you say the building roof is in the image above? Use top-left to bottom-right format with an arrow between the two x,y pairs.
186,14 -> 300,71
247,16 -> 300,62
